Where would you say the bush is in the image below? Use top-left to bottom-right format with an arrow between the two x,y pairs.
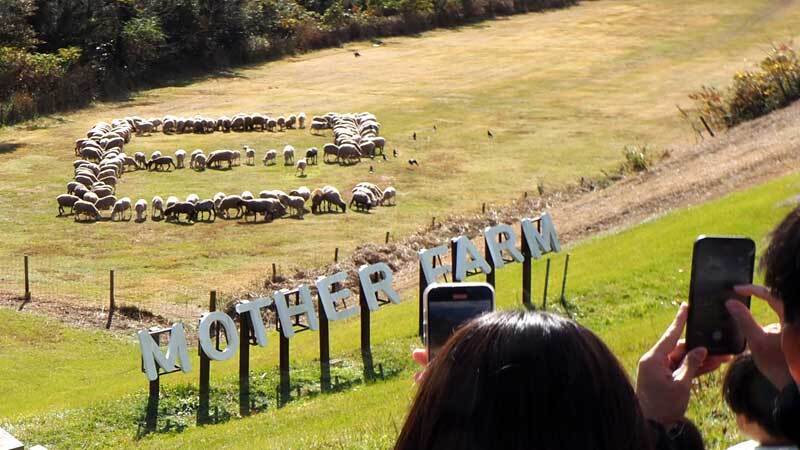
622,144 -> 653,173
690,43 -> 800,129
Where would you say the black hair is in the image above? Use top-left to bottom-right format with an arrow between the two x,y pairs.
395,310 -> 653,450
761,205 -> 800,323
723,354 -> 786,439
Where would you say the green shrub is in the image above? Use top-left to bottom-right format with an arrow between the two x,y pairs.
690,43 -> 800,129
622,144 -> 652,173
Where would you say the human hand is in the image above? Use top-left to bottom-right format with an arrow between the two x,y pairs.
636,304 -> 709,425
412,348 -> 428,383
726,284 -> 792,389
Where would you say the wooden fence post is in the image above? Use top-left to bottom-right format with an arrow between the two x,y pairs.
559,254 -> 571,309
318,294 -> 331,392
23,255 -> 30,301
359,286 -> 374,380
484,238 -> 495,288
521,223 -> 533,310
239,312 -> 251,417
197,290 -> 215,425
105,270 -> 115,329
542,259 -> 551,310
385,231 -> 390,244
334,247 -> 339,263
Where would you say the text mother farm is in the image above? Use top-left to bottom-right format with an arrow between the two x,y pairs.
138,214 -> 561,380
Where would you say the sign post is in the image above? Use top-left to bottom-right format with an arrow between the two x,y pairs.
197,291 -> 215,425
318,293 -> 331,392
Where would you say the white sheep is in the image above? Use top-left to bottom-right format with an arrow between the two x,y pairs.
175,149 -> 187,169
83,191 -> 99,204
298,112 -> 306,129
152,196 -> 164,220
295,158 -> 307,176
73,200 -> 101,222
241,191 -> 254,200
56,194 -> 80,216
283,145 -> 295,165
111,197 -> 132,221
135,199 -> 148,222
166,195 -> 178,209
381,186 -> 396,205
186,193 -> 200,204
289,186 -> 311,201
244,146 -> 256,166
263,149 -> 277,166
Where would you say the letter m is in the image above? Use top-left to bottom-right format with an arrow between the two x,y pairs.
138,323 -> 192,382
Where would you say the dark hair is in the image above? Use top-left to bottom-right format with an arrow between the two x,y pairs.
395,310 -> 653,450
723,354 -> 786,439
761,205 -> 800,323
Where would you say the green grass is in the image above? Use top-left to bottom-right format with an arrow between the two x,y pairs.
4,169 -> 800,449
2,0 -> 800,314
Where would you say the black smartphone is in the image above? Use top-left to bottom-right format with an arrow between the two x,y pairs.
424,282 -> 495,359
687,235 -> 755,355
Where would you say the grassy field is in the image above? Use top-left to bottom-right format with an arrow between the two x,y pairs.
3,169 -> 799,449
1,0 -> 800,314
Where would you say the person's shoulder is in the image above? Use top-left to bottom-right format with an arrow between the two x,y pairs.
728,441 -> 758,450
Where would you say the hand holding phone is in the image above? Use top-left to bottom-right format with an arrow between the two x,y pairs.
687,236 -> 755,355
423,282 -> 494,359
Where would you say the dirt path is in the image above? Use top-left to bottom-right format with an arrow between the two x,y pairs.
5,101 -> 800,332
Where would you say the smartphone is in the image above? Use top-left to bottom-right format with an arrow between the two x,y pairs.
424,282 -> 495,359
687,235 -> 755,355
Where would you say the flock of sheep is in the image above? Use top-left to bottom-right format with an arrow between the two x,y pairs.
56,112 -> 397,224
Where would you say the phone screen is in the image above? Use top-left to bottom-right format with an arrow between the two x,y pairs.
425,283 -> 494,359
687,236 -> 755,355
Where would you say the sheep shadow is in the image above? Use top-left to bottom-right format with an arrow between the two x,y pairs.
296,174 -> 308,179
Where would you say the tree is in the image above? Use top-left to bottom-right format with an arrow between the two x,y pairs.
0,0 -> 38,48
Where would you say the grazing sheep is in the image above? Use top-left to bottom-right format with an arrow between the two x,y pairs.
95,195 -> 117,212
213,192 -> 226,203
381,186 -> 396,205
323,190 -> 347,213
190,149 -> 204,168
56,194 -> 80,216
147,156 -> 176,171
164,202 -> 196,223
310,121 -> 327,135
83,191 -> 99,204
111,197 -> 133,221
338,144 -> 361,165
97,168 -> 117,180
289,186 -> 311,201
350,191 -> 373,212
323,143 -> 339,162
263,149 -> 277,166
295,158 -> 307,176
283,145 -> 295,165
194,154 -> 207,171
92,186 -> 114,199
305,147 -> 318,165
99,176 -> 117,189
355,182 -> 384,201
135,199 -> 148,222
186,194 -> 200,204
175,149 -> 187,169
310,189 -> 325,213
277,116 -> 286,131
259,190 -> 278,200
73,200 -> 101,222
241,199 -> 272,222
285,195 -> 308,218
286,115 -> 297,129
217,195 -> 244,219
359,140 -> 376,158
244,146 -> 256,165
73,185 -> 89,200
298,112 -> 306,129
135,121 -> 154,136
166,196 -> 179,209
241,191 -> 254,200
151,150 -> 162,160
207,149 -> 234,169
194,200 -> 216,222
67,181 -> 81,195
152,196 -> 164,220
123,156 -> 138,171
370,136 -> 386,155
266,118 -> 277,132
75,175 -> 95,188
232,150 -> 242,166
252,114 -> 266,131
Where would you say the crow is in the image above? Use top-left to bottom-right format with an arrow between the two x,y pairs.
393,148 -> 398,158
381,154 -> 387,161
354,51 -> 361,57
369,165 -> 374,173
412,132 -> 417,141
408,159 -> 419,166
487,129 -> 494,138
433,125 -> 437,131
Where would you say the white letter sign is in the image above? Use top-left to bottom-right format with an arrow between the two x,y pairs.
316,272 -> 357,321
358,263 -> 401,311
483,224 -> 524,269
273,285 -> 319,338
199,312 -> 240,361
452,235 -> 492,281
235,298 -> 272,347
521,213 -> 561,258
419,245 -> 451,284
139,323 -> 192,382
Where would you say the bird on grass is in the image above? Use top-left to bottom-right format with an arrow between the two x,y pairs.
412,132 -> 417,141
393,148 -> 398,158
487,129 -> 494,138
369,165 -> 374,173
408,159 -> 419,166
354,51 -> 361,57
433,125 -> 437,131
381,154 -> 387,161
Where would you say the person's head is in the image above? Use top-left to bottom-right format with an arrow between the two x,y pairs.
761,204 -> 800,383
395,310 -> 653,450
723,354 -> 789,445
